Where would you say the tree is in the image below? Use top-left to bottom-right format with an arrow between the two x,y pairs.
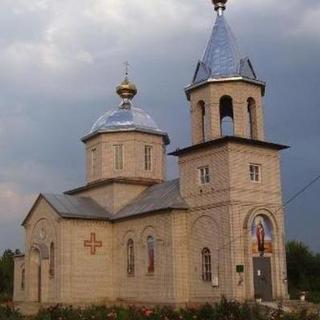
286,240 -> 320,302
0,249 -> 20,299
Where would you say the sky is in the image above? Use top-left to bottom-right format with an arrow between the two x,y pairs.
0,0 -> 319,254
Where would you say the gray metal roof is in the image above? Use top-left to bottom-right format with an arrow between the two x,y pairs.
42,193 -> 112,221
83,107 -> 170,145
36,180 -> 188,222
113,179 -> 188,220
193,13 -> 257,84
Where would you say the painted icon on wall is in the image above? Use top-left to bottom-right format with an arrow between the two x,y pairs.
251,215 -> 273,255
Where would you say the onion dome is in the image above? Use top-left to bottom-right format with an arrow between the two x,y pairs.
116,77 -> 137,109
82,75 -> 170,145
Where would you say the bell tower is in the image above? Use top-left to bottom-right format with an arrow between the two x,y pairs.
187,0 -> 265,145
171,0 -> 289,302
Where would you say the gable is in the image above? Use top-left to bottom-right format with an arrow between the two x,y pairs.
22,194 -> 61,227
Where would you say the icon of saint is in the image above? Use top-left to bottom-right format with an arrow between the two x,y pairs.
256,217 -> 265,256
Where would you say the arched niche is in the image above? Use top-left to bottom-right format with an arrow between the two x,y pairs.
219,96 -> 234,136
251,214 -> 273,256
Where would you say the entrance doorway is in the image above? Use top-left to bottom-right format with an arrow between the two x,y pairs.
30,248 -> 41,302
253,257 -> 273,301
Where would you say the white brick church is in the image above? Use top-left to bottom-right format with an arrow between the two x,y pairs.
13,0 -> 289,307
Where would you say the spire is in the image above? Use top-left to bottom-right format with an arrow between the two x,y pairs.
116,62 -> 137,110
191,0 -> 257,85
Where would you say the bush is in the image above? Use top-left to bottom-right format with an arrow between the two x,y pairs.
1,299 -> 320,320
0,305 -> 23,320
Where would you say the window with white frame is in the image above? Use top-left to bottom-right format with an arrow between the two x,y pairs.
114,144 -> 124,170
249,164 -> 261,182
144,145 -> 152,171
199,166 -> 210,185
202,248 -> 212,281
91,148 -> 97,176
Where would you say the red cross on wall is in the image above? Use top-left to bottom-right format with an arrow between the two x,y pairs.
84,233 -> 102,255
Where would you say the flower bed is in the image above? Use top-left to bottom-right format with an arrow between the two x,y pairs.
1,298 -> 319,320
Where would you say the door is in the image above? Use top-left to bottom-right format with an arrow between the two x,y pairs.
253,257 -> 273,301
30,248 -> 42,302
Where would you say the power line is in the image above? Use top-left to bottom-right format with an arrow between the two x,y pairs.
216,173 -> 320,253
281,174 -> 320,212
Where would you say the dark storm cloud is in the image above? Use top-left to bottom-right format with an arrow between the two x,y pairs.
0,0 -> 319,253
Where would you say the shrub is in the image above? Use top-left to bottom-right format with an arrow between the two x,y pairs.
0,305 -> 23,320
1,299 -> 320,320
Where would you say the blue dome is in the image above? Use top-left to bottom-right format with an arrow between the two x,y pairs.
83,107 -> 170,144
90,107 -> 160,133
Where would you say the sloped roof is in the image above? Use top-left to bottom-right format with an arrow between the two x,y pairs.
22,180 -> 188,225
42,194 -> 112,221
192,13 -> 257,85
112,179 -> 189,220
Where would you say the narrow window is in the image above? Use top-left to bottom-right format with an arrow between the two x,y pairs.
49,242 -> 55,277
114,144 -> 124,170
147,236 -> 155,273
199,166 -> 210,185
144,145 -> 152,171
247,98 -> 257,139
202,248 -> 212,281
127,239 -> 135,276
91,148 -> 97,176
201,103 -> 206,142
249,164 -> 261,183
21,268 -> 25,290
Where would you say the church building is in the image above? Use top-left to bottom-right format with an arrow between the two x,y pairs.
13,0 -> 289,307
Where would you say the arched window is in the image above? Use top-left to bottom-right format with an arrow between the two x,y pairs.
247,98 -> 257,139
147,236 -> 155,273
127,239 -> 135,275
21,268 -> 25,290
49,242 -> 55,277
220,96 -> 234,136
202,248 -> 212,281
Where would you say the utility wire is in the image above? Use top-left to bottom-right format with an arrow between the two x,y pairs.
216,173 -> 320,253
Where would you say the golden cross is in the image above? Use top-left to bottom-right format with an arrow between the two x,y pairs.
124,61 -> 130,77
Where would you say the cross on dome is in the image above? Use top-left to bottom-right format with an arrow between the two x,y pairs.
116,62 -> 137,110
124,61 -> 130,78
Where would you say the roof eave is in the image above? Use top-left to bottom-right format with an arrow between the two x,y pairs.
169,136 -> 290,157
81,128 -> 170,145
112,206 -> 189,222
184,76 -> 266,100
60,214 -> 110,221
